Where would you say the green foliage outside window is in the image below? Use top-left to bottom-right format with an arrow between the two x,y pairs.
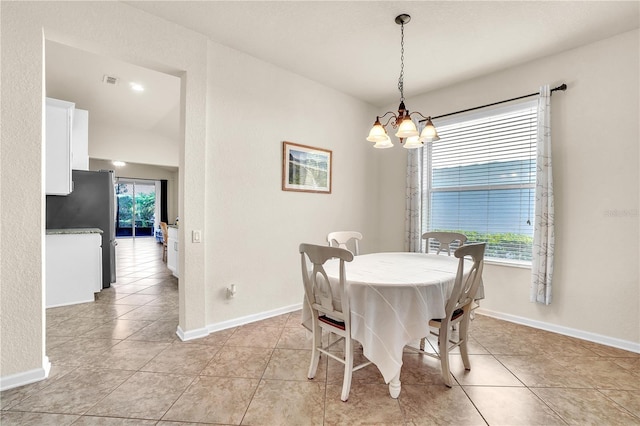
433,229 -> 533,261
134,192 -> 156,227
117,187 -> 155,228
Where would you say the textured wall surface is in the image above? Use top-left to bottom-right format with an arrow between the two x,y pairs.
206,42 -> 377,325
1,2 -> 47,378
89,123 -> 180,168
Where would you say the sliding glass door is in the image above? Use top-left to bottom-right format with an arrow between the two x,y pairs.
115,180 -> 157,237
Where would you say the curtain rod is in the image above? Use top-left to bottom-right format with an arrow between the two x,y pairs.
420,83 -> 567,122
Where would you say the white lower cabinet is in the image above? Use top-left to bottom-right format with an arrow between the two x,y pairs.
46,230 -> 102,308
167,226 -> 179,278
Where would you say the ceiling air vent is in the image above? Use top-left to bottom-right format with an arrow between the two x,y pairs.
102,75 -> 119,85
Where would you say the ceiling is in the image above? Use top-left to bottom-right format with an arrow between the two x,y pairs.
124,1 -> 639,106
46,40 -> 181,142
45,1 -> 639,162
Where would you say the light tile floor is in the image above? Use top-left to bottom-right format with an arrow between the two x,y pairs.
2,237 -> 640,425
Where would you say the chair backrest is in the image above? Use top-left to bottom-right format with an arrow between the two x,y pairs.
446,243 -> 485,317
300,243 -> 354,326
327,231 -> 363,256
160,222 -> 169,245
422,231 -> 467,256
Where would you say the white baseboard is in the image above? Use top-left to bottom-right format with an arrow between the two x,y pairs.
175,303 -> 303,342
176,325 -> 209,341
207,303 -> 302,333
0,356 -> 51,392
477,308 -> 640,354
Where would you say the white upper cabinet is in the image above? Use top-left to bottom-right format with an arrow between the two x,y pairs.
46,98 -> 90,194
46,97 -> 74,195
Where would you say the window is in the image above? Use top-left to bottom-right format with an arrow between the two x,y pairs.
115,179 -> 159,238
422,100 -> 537,263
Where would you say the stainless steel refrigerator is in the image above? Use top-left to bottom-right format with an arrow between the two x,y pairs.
46,169 -> 116,288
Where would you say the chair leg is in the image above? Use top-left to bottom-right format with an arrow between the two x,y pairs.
341,337 -> 354,402
419,337 -> 426,351
438,324 -> 453,387
308,328 -> 322,379
470,300 -> 480,321
459,314 -> 472,370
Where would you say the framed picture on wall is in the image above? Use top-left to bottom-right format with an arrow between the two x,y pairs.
282,141 -> 332,194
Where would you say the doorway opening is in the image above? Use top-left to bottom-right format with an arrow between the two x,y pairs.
42,34 -> 187,369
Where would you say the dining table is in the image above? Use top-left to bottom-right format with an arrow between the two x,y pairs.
301,251 -> 482,398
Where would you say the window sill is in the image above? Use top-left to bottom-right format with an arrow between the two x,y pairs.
485,259 -> 532,269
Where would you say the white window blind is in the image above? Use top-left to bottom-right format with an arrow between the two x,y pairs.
422,100 -> 537,262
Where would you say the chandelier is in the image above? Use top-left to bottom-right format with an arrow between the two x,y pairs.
366,14 -> 439,149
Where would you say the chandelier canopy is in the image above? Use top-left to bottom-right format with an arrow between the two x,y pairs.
366,14 -> 439,149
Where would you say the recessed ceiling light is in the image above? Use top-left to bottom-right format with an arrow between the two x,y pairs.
129,82 -> 144,92
112,161 -> 126,167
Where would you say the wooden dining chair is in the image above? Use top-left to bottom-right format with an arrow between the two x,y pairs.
327,231 -> 363,256
422,231 -> 482,319
299,243 -> 372,402
422,231 -> 468,256
413,242 -> 486,387
421,231 -> 473,333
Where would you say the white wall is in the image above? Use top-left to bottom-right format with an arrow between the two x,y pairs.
205,42 -> 378,325
378,30 -> 640,347
1,1 -> 48,384
89,123 -> 180,168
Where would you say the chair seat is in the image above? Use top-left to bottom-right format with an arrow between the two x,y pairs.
319,315 -> 345,330
431,308 -> 464,323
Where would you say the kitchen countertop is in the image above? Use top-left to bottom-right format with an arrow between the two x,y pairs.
46,228 -> 103,235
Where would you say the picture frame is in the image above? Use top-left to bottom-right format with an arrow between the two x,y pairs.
282,141 -> 332,194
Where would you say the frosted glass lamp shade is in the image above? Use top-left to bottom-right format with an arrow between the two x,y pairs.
395,117 -> 418,138
366,121 -> 388,142
373,135 -> 394,149
419,118 -> 440,142
403,135 -> 423,149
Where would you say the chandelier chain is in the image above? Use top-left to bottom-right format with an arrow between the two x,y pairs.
398,21 -> 405,102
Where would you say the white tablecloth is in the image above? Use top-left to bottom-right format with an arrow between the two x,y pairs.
302,252 -> 470,384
